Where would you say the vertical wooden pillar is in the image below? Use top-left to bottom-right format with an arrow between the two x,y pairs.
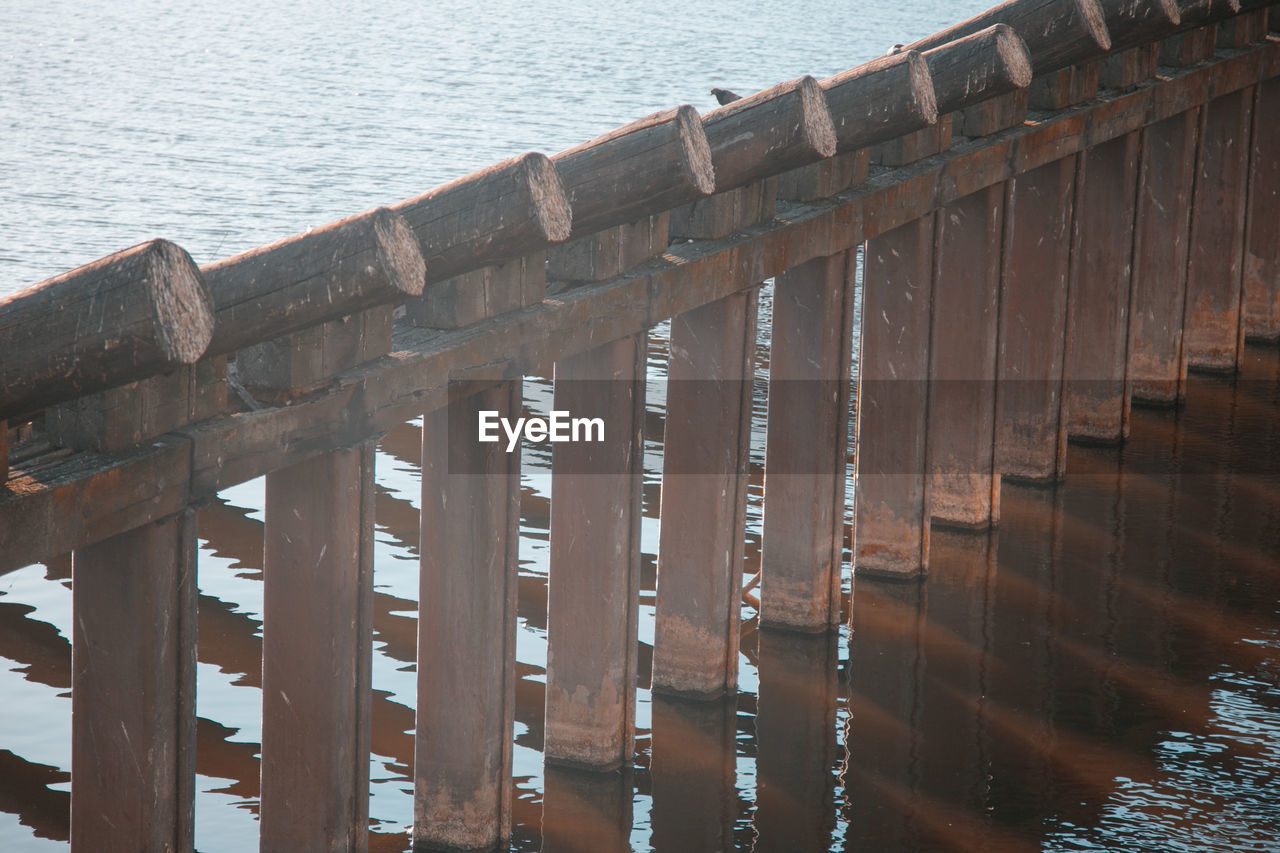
996,159 -> 1075,481
653,290 -> 757,697
753,629 -> 839,852
0,420 -> 7,486
415,381 -> 521,850
1185,88 -> 1255,372
1064,133 -> 1140,442
762,252 -> 855,629
927,186 -> 1003,528
856,216 -> 936,578
1244,78 -> 1280,342
71,510 -> 197,852
1129,110 -> 1201,403
649,696 -> 736,851
545,334 -> 645,769
260,443 -> 375,853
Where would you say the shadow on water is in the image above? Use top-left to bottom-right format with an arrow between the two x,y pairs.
2,340 -> 1279,849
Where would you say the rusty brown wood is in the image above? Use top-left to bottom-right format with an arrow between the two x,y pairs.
0,239 -> 213,421
547,212 -> 670,284
545,334 -> 645,769
958,89 -> 1030,136
1244,78 -> 1280,340
906,0 -> 1112,75
0,421 -> 8,487
775,150 -> 870,202
820,52 -> 939,155
925,24 -> 1035,115
996,159 -> 1075,481
540,765 -> 633,852
259,443 -> 375,853
872,117 -> 954,167
928,185 -> 1004,528
670,178 -> 778,240
389,151 -> 571,284
856,216 -> 936,578
653,287 -> 758,696
649,697 -> 736,850
1218,8 -> 1272,46
404,250 -> 546,330
1064,133 -> 1141,442
1100,0 -> 1183,51
1129,110 -> 1200,402
1030,60 -> 1100,109
1100,43 -> 1161,89
415,381 -> 521,850
1184,87 -> 1254,372
761,252 -> 855,630
70,510 -> 197,853
4,42 -> 1277,575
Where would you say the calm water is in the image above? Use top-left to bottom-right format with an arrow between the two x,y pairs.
3,2 -> 1280,851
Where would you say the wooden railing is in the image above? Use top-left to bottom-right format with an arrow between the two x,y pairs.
1,0 -> 1278,848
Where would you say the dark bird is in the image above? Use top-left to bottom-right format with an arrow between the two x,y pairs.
711,87 -> 741,105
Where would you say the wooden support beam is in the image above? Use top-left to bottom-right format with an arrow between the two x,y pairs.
415,381 -> 521,850
1129,110 -> 1200,402
404,250 -> 546,329
653,288 -> 757,696
236,305 -> 394,399
1218,7 -> 1272,44
906,0 -> 1112,75
390,151 -> 571,284
1030,60 -> 1100,109
71,510 -> 197,853
761,252 -> 854,630
996,158 -> 1075,481
548,212 -> 669,284
669,179 -> 777,240
0,239 -> 213,421
1100,0 -> 1183,51
203,207 -> 423,358
820,52 -> 939,155
553,106 -> 714,239
1244,78 -> 1280,341
0,421 -> 7,488
1184,87 -> 1253,372
856,217 -> 936,578
927,185 -> 1004,528
701,75 -> 835,191
259,443 -> 375,853
775,150 -> 869,202
1064,133 -> 1141,442
545,334 -> 646,769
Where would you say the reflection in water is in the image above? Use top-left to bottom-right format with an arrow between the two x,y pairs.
2,342 -> 1280,849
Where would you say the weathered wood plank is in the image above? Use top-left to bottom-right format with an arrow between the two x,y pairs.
71,510 -> 197,853
1244,77 -> 1280,340
1100,0 -> 1182,51
404,251 -> 546,329
416,381 -> 520,850
654,287 -> 757,695
545,334 -> 646,769
259,444 -> 374,853
389,151 -> 571,283
553,106 -> 714,238
906,0 -> 1112,75
925,23 -> 1034,114
821,51 -> 939,154
0,239 -> 213,421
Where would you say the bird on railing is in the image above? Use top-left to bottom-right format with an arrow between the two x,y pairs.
710,87 -> 741,105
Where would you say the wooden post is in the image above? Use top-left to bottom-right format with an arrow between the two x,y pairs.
1244,78 -> 1280,341
761,251 -> 855,630
1129,110 -> 1200,403
996,158 -> 1075,481
856,217 -> 936,578
545,334 -> 646,769
71,510 -> 197,852
415,381 -> 521,849
653,290 -> 757,697
1063,133 -> 1141,442
0,420 -> 7,487
259,443 -> 375,852
927,185 -> 1004,528
1184,88 -> 1255,372
649,696 -> 736,851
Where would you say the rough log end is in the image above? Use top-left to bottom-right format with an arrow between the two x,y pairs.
371,209 -> 427,297
798,75 -> 838,159
676,105 -> 717,196
1078,0 -> 1115,51
145,239 -> 215,364
1159,0 -> 1183,27
905,51 -> 940,128
521,152 -> 574,243
995,24 -> 1035,89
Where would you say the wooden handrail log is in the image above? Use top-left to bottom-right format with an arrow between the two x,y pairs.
820,51 -> 939,154
700,75 -> 836,190
389,152 -> 571,284
0,239 -> 213,421
906,0 -> 1112,75
552,105 -> 715,237
922,24 -> 1034,114
1098,0 -> 1183,52
201,207 -> 425,358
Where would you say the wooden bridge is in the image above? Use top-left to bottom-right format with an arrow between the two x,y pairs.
1,0 -> 1278,848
